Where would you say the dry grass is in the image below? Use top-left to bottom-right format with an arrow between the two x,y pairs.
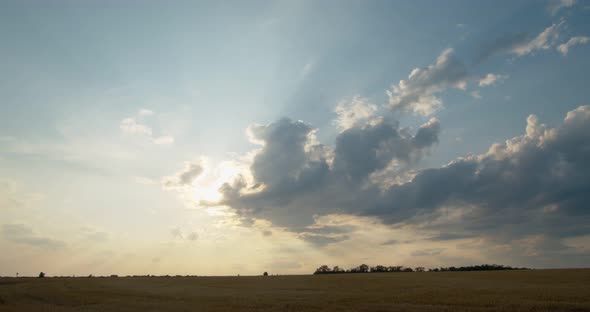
0,269 -> 589,311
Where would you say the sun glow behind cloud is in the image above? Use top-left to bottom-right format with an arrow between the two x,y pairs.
191,159 -> 245,206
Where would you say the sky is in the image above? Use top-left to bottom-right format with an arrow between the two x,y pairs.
1,0 -> 590,276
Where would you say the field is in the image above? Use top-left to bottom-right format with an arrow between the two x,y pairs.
0,269 -> 589,311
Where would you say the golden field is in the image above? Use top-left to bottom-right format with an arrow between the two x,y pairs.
0,269 -> 589,311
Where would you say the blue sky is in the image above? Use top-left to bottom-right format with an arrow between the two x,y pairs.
1,0 -> 590,276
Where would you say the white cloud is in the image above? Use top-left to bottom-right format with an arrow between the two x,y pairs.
387,48 -> 468,116
478,73 -> 508,87
301,61 -> 314,78
548,0 -> 576,15
470,91 -> 482,99
512,22 -> 563,56
333,96 -> 378,131
120,118 -> 152,136
138,108 -> 155,116
557,36 -> 590,55
134,176 -> 157,185
153,136 -> 175,145
120,112 -> 175,145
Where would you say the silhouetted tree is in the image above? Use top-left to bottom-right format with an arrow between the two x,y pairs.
38,272 -> 45,278
315,265 -> 332,274
371,265 -> 388,272
311,263 -> 527,275
263,272 -> 268,276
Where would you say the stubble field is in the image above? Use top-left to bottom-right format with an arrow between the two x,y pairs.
0,269 -> 589,311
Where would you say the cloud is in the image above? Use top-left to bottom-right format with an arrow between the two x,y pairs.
186,232 -> 199,241
411,248 -> 445,256
387,48 -> 468,116
512,22 -> 564,56
301,61 -> 314,78
470,91 -> 482,99
170,227 -> 199,241
365,106 -> 590,242
557,36 -> 590,55
120,110 -> 175,145
1,224 -> 66,249
333,96 -> 378,132
548,0 -> 576,15
219,115 -> 440,230
120,118 -> 152,136
134,176 -> 157,185
476,22 -> 563,62
298,233 -> 350,246
162,161 -> 204,189
138,108 -> 155,116
79,226 -> 110,242
153,136 -> 175,145
478,73 -> 508,87
212,105 -> 590,254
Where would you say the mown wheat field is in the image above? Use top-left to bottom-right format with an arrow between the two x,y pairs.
0,269 -> 589,311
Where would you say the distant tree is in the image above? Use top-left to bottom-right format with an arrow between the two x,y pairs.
38,272 -> 45,278
315,265 -> 332,274
263,272 -> 268,276
371,265 -> 388,273
333,266 -> 344,273
415,267 -> 425,272
403,267 -> 413,272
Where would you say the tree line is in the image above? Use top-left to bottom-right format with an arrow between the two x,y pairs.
313,264 -> 529,274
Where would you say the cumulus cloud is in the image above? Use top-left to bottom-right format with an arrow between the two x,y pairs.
366,106 -> 590,243
1,224 -> 66,249
557,36 -> 590,55
476,22 -> 564,62
387,48 -> 468,116
478,73 -> 508,87
333,96 -> 378,131
219,115 -> 440,230
212,105 -> 590,254
548,0 -> 576,15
